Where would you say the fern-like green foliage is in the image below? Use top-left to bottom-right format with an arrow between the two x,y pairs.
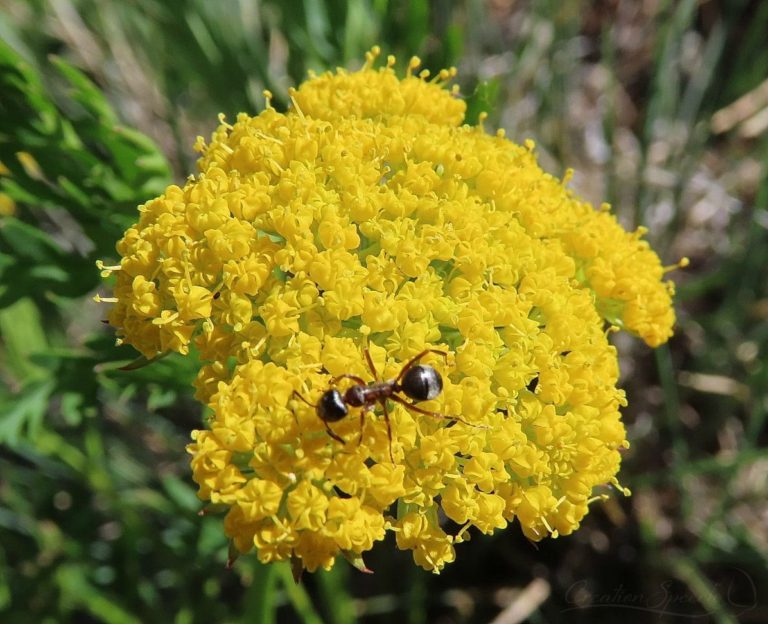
0,41 -> 216,623
0,38 -> 181,438
0,40 -> 171,306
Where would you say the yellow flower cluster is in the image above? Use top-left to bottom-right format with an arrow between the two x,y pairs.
104,48 -> 678,573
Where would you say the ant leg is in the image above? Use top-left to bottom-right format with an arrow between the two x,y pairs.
380,400 -> 395,463
363,348 -> 378,380
356,407 -> 368,448
292,391 -> 346,445
395,349 -> 450,383
357,403 -> 378,448
325,423 -> 346,445
330,373 -> 367,386
389,394 -> 485,429
289,390 -> 312,426
292,390 -> 316,407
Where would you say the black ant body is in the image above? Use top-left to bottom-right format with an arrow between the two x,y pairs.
293,348 -> 468,461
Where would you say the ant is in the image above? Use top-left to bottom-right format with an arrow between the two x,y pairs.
293,348 -> 472,462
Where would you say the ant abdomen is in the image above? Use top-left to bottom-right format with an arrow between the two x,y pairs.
400,364 -> 443,402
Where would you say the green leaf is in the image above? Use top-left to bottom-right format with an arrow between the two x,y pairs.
55,563 -> 142,624
465,79 -> 501,126
161,475 -> 201,513
0,548 -> 11,610
0,297 -> 48,381
49,55 -> 119,125
0,216 -> 64,263
0,378 -> 55,445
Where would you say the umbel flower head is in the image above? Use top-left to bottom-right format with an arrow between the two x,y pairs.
103,47 -> 680,573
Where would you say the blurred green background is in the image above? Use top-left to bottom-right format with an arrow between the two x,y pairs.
1,0 -> 766,622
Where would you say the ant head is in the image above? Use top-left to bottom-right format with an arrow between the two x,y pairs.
317,389 -> 348,423
400,364 -> 443,402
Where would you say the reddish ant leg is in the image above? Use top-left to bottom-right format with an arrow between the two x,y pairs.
380,400 -> 395,463
324,424 -> 347,445
389,394 -> 483,429
330,373 -> 367,386
291,389 -> 314,408
357,409 -> 366,448
363,348 -> 378,379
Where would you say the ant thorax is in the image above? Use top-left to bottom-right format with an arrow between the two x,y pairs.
343,384 -> 368,408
